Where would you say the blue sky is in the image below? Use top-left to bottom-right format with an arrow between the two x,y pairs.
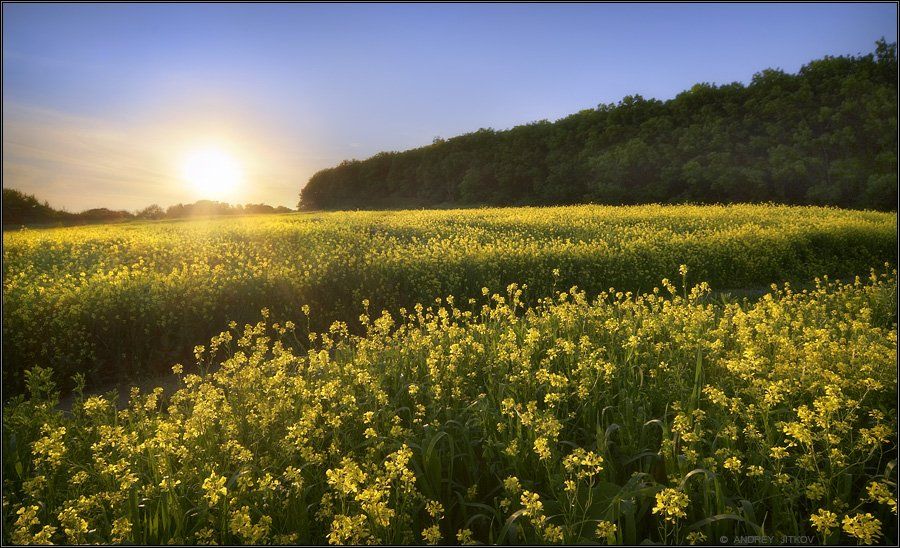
3,3 -> 897,210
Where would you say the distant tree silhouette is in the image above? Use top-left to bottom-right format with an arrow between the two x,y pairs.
2,188 -> 72,225
2,190 -> 295,228
136,204 -> 165,220
77,208 -> 134,222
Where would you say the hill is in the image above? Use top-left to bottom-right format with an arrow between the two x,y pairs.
299,40 -> 897,211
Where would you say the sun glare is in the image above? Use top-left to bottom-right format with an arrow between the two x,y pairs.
181,147 -> 243,199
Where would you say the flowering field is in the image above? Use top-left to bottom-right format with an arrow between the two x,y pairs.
1,204 -> 898,545
2,204 -> 895,394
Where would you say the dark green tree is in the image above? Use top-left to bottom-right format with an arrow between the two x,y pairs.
298,41 -> 897,212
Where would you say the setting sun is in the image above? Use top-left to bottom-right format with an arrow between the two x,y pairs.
180,147 -> 242,199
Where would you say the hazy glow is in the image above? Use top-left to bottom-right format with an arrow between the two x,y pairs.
180,147 -> 242,200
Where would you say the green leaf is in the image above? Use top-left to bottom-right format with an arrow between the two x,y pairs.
496,509 -> 528,544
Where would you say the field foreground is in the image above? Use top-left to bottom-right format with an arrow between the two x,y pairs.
3,265 -> 897,544
2,204 -> 896,394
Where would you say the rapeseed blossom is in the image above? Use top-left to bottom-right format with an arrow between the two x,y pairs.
810,509 -> 839,536
841,513 -> 882,544
202,473 -> 228,505
653,488 -> 689,523
2,256 -> 896,545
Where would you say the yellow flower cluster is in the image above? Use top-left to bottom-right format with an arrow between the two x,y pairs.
841,513 -> 882,544
1,256 -> 896,544
653,488 -> 690,523
202,473 -> 227,505
4,204 -> 894,396
596,520 -> 617,541
562,447 -> 605,479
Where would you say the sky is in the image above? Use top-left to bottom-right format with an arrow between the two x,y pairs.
3,3 -> 897,211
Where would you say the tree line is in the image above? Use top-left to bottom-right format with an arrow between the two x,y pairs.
299,40 -> 897,211
2,188 -> 293,228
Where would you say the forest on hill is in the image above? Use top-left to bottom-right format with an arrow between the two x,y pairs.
299,40 -> 898,211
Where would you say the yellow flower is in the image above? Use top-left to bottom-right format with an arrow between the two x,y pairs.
746,465 -> 764,477
534,437 -> 552,460
866,481 -> 897,514
686,531 -> 707,544
229,505 -> 271,543
596,520 -> 617,540
425,500 -> 444,519
32,525 -> 56,545
809,509 -> 838,536
283,466 -> 304,493
159,475 -> 181,490
456,528 -> 475,544
504,439 -> 519,457
12,505 -> 41,544
194,527 -> 216,544
543,523 -> 564,543
520,490 -> 547,527
503,476 -> 521,494
422,524 -> 442,544
57,507 -> 88,544
327,513 -> 369,545
723,456 -> 742,473
111,517 -> 132,543
325,459 -> 367,495
81,395 -> 111,416
356,486 -> 395,528
13,504 -> 56,546
652,488 -> 689,523
563,447 -> 604,478
202,472 -> 228,505
841,513 -> 882,544
806,482 -> 827,501
32,425 -> 67,469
